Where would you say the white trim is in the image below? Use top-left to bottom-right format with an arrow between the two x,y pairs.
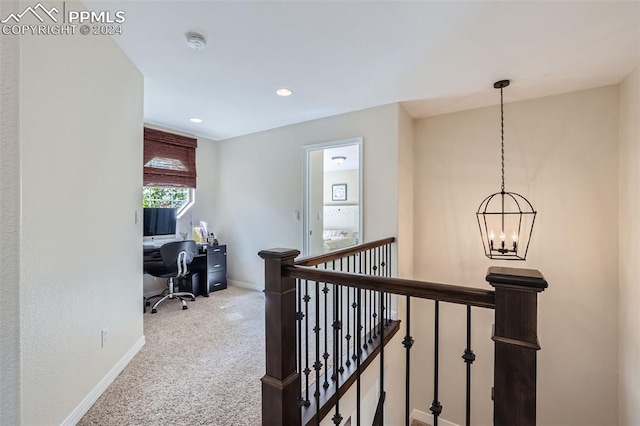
410,409 -> 460,426
61,336 -> 146,426
302,137 -> 363,256
228,279 -> 264,292
176,188 -> 195,219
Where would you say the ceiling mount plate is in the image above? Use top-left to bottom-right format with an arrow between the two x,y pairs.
494,80 -> 510,89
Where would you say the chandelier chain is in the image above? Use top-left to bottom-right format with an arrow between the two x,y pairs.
500,87 -> 505,192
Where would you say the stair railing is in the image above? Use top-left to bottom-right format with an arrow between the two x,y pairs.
259,238 -> 547,426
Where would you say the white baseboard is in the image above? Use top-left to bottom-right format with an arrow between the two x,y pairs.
61,335 -> 146,426
410,409 -> 460,426
228,279 -> 263,292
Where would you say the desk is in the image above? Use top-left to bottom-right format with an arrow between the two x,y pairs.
143,244 -> 227,297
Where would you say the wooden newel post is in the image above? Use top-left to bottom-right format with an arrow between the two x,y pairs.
259,248 -> 302,426
486,266 -> 548,426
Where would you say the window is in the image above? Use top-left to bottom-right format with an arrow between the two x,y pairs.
142,187 -> 194,219
143,127 -> 198,219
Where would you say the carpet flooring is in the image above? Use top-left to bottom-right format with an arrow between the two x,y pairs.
78,285 -> 264,426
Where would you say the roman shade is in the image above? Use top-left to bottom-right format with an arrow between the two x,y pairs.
143,127 -> 198,188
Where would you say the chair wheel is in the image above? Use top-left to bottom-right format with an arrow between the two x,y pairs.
183,305 -> 188,310
145,301 -> 150,306
151,309 -> 157,314
191,297 -> 196,301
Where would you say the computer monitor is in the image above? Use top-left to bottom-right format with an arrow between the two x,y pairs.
143,207 -> 177,237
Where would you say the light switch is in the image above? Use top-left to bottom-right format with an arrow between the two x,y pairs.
135,210 -> 140,224
294,210 -> 300,221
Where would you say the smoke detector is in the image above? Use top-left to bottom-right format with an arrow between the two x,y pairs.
186,32 -> 206,50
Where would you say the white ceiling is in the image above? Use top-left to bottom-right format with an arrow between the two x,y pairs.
86,0 -> 640,141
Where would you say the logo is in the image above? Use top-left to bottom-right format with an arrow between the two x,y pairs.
1,2 -> 126,36
1,3 -> 59,24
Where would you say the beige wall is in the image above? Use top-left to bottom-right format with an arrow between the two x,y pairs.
398,104 -> 415,280
217,103 -> 399,289
18,16 -> 144,425
412,86 -> 620,425
618,65 -> 640,426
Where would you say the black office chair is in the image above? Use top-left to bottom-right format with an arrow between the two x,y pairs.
145,240 -> 197,314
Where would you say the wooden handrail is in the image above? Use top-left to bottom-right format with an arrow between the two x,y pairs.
295,237 -> 396,267
285,265 -> 495,309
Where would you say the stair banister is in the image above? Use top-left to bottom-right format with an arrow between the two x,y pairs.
260,240 -> 547,426
487,266 -> 548,426
259,248 -> 302,426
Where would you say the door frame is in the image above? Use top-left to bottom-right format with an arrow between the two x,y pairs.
302,137 -> 363,256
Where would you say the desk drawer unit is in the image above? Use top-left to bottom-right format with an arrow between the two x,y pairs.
202,245 -> 227,296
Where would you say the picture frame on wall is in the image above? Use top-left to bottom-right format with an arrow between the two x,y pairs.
332,183 -> 347,201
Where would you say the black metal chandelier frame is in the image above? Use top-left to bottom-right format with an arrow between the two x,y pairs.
476,80 -> 537,261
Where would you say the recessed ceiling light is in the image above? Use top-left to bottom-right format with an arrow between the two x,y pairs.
276,88 -> 293,97
189,117 -> 203,123
185,31 -> 206,50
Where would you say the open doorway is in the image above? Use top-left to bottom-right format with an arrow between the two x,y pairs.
303,137 -> 363,256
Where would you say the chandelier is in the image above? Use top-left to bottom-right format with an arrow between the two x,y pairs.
476,80 -> 536,260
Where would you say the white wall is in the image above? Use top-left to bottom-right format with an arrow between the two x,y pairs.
0,8 -> 21,424
19,17 -> 144,425
190,137 -> 220,236
216,103 -> 399,289
412,86 -> 620,425
618,65 -> 640,426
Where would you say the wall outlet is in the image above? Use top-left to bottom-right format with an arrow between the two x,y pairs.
101,328 -> 109,347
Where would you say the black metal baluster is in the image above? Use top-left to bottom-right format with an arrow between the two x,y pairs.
351,286 -> 358,363
303,280 -> 311,406
345,273 -> 352,368
371,249 -> 378,340
403,296 -> 414,426
356,288 -> 362,426
369,290 -> 378,341
313,280 -> 321,424
323,279 -> 329,390
430,301 -> 442,425
369,286 -> 375,342
462,305 -> 476,426
332,279 -> 342,425
296,278 -> 303,406
378,290 -> 386,422
385,244 -> 391,325
338,259 -> 344,375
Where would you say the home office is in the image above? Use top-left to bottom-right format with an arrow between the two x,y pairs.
142,126 -> 227,312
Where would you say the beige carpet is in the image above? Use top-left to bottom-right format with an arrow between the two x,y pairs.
78,285 -> 264,426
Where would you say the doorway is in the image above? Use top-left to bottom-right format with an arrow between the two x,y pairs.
303,137 -> 363,256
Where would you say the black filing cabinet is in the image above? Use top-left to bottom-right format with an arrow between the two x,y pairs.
202,245 -> 227,296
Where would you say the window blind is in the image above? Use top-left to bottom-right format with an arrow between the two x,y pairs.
143,127 -> 198,188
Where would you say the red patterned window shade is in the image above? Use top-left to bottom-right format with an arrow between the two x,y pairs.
143,127 -> 198,188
